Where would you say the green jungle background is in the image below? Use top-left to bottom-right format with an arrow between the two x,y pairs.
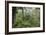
12,7 -> 40,28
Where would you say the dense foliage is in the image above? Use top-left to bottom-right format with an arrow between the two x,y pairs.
12,7 -> 40,28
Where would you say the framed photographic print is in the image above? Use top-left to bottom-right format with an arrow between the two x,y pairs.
5,1 -> 45,34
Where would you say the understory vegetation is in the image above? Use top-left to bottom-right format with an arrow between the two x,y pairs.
12,7 -> 40,28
